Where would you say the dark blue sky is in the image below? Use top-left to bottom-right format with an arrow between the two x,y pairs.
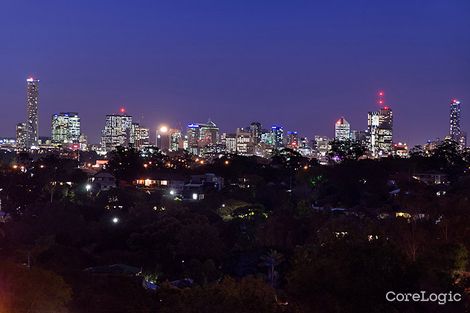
1,0 -> 469,145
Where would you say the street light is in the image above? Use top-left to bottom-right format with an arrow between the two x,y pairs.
112,217 -> 119,224
85,184 -> 92,192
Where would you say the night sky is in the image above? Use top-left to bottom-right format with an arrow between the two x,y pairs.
1,0 -> 469,145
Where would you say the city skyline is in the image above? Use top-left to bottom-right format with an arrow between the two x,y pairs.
1,1 -> 469,146
4,76 -> 465,148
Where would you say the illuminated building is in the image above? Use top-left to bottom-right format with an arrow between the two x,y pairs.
449,99 -> 466,149
459,132 -> 467,149
199,120 -> 219,147
221,133 -> 237,154
79,134 -> 88,151
351,130 -> 367,144
101,111 -> 133,152
236,128 -> 253,156
423,138 -> 441,156
314,135 -> 330,165
368,92 -> 393,157
186,120 -> 219,155
298,137 -> 313,157
286,131 -> 299,149
156,126 -> 181,152
271,126 -> 284,149
131,123 -> 150,149
334,117 -> 350,141
16,122 -> 27,150
261,130 -> 274,146
393,142 -> 409,158
156,126 -> 170,151
450,99 -> 461,142
51,112 -> 81,144
249,122 -> 262,144
169,129 -> 182,152
368,107 -> 393,157
26,77 -> 39,148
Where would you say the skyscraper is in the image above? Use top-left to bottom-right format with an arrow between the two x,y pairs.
334,117 -> 350,141
131,123 -> 150,150
271,126 -> 284,149
286,131 -> 299,149
449,99 -> 461,142
169,128 -> 183,152
16,123 -> 27,151
101,112 -> 133,152
186,120 -> 219,155
314,135 -> 330,165
236,128 -> 253,156
367,91 -> 393,157
26,77 -> 39,148
449,99 -> 465,149
249,122 -> 262,144
155,126 -> 182,152
368,107 -> 393,157
51,112 -> 81,144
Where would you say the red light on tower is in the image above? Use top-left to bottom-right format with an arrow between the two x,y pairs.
120,107 -> 126,113
377,90 -> 386,108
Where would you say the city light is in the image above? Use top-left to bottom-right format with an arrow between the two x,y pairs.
112,217 -> 119,224
159,125 -> 168,133
85,184 -> 92,191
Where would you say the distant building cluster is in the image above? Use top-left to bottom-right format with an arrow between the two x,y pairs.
7,78 -> 467,162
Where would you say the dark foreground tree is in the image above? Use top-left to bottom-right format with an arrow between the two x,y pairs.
0,261 -> 72,313
156,276 -> 291,313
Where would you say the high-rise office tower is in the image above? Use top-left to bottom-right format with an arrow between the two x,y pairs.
236,128 -> 254,156
221,133 -> 237,154
131,123 -> 150,149
51,112 -> 81,144
26,77 -> 39,148
249,122 -> 262,144
449,99 -> 465,149
368,107 -> 393,157
377,106 -> 393,155
286,131 -> 299,149
449,99 -> 461,141
186,120 -> 219,155
101,111 -> 133,152
271,126 -> 284,149
16,123 -> 27,150
314,135 -> 331,165
334,117 -> 350,141
368,91 -> 393,157
156,126 -> 181,151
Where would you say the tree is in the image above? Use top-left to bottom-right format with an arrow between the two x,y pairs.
0,261 -> 72,313
260,250 -> 284,288
328,139 -> 366,162
108,147 -> 143,181
156,276 -> 284,313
